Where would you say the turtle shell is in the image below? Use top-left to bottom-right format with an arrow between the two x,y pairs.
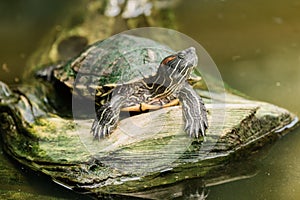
52,34 -> 175,99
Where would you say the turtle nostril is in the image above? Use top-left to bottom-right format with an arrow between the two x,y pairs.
189,47 -> 196,52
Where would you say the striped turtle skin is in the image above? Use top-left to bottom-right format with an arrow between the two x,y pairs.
91,47 -> 208,139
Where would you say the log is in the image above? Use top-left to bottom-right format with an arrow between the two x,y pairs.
0,80 -> 298,199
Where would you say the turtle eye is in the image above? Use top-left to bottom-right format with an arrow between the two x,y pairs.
178,52 -> 185,59
162,55 -> 176,65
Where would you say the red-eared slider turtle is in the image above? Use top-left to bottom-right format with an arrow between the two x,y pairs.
38,34 -> 208,139
0,32 -> 298,199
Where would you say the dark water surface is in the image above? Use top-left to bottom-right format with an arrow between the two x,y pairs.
0,0 -> 300,199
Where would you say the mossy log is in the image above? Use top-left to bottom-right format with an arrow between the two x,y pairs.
0,80 -> 298,199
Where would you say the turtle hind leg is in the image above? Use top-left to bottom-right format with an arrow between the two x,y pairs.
178,82 -> 208,138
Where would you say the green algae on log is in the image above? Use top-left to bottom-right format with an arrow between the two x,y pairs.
0,80 -> 298,199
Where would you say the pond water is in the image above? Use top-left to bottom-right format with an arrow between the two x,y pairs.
175,0 -> 300,199
0,0 -> 299,199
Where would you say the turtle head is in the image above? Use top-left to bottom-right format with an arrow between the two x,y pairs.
158,47 -> 198,85
148,47 -> 198,98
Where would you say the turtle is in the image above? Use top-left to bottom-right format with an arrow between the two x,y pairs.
1,33 -> 298,199
37,34 -> 208,139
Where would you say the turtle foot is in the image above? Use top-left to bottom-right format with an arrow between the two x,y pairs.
184,113 -> 208,139
91,105 -> 119,140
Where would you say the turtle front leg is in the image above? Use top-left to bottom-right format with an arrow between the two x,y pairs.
178,82 -> 208,138
91,86 -> 129,139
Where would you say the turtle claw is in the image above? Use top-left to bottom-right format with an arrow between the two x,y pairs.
91,120 -> 114,140
184,116 -> 208,139
91,104 -> 119,140
199,120 -> 206,137
91,120 -> 103,140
